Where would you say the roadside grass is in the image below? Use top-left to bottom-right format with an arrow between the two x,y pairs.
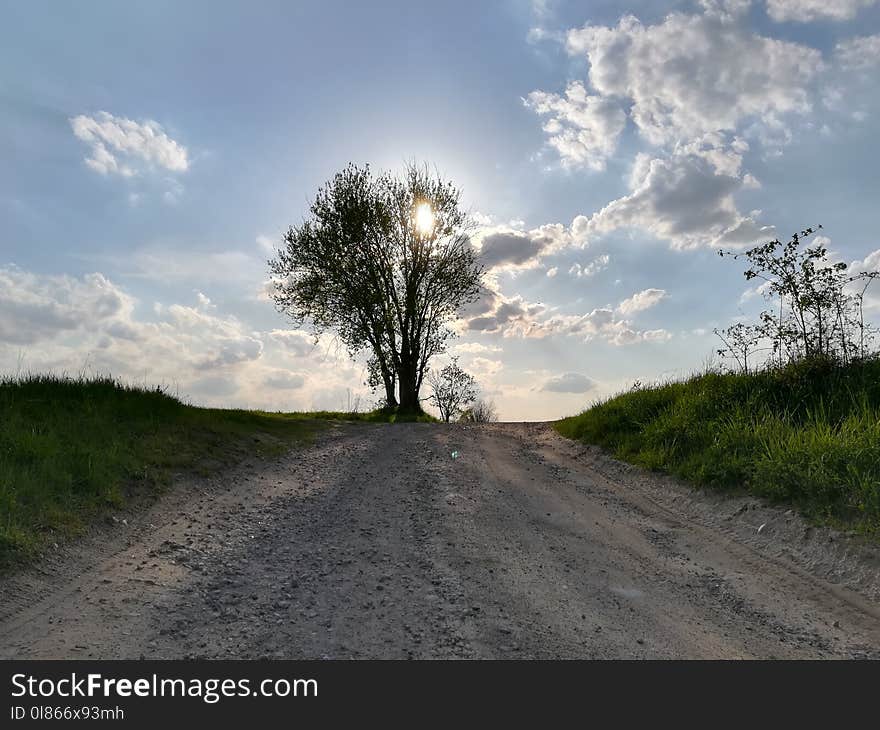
555,357 -> 880,533
305,408 -> 437,423
0,374 -> 404,568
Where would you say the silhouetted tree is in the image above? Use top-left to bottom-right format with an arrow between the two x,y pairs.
719,226 -> 879,368
427,359 -> 478,423
269,163 -> 483,412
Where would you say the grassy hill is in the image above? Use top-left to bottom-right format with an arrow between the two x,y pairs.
555,358 -> 880,534
0,374 -> 399,567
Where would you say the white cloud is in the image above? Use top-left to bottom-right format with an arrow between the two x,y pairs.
579,148 -> 776,250
617,288 -> 667,316
835,34 -> 880,70
0,266 -> 371,411
766,0 -> 877,22
469,357 -> 504,378
849,249 -> 880,274
0,267 -> 262,379
471,221 -> 581,272
453,342 -> 502,354
536,308 -> 672,346
524,81 -> 627,170
569,254 -> 610,278
739,280 -> 773,303
462,284 -> 548,337
268,329 -> 315,356
70,111 -> 189,177
523,6 -> 828,250
847,249 -> 880,309
0,266 -> 133,345
641,329 -> 674,343
476,229 -> 546,269
541,372 -> 596,393
564,12 -> 822,147
460,279 -> 672,346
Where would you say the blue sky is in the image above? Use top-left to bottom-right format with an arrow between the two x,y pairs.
2,0 -> 880,419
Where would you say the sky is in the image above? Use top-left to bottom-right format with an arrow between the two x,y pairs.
2,0 -> 880,420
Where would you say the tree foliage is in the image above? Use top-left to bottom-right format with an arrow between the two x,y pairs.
269,163 -> 483,412
427,358 -> 478,423
717,227 -> 878,371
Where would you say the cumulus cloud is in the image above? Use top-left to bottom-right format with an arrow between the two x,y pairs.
579,147 -> 776,250
476,230 -> 546,269
617,288 -> 667,316
523,5 -> 827,251
766,0 -> 877,22
534,308 -> 672,346
0,266 -> 133,345
0,267 -> 354,408
0,268 -> 264,385
70,111 -> 189,177
847,249 -> 880,309
469,357 -> 504,378
460,279 -> 671,346
524,81 -> 627,170
849,249 -> 880,275
541,372 -> 596,393
563,12 -> 822,147
471,222 -> 579,272
462,286 -> 548,337
268,329 -> 315,357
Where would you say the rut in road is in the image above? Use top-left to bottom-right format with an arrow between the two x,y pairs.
1,422 -> 879,659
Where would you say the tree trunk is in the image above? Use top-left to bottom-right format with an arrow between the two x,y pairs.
383,377 -> 398,409
397,364 -> 420,412
376,356 -> 398,408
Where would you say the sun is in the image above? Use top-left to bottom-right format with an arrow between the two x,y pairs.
414,202 -> 434,235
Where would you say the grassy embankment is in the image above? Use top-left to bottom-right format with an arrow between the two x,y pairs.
555,358 -> 880,533
0,374 -> 420,568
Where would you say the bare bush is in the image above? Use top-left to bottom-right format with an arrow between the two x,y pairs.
718,226 -> 879,371
460,399 -> 498,423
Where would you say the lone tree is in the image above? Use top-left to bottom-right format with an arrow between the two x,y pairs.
427,358 -> 478,423
269,163 -> 483,412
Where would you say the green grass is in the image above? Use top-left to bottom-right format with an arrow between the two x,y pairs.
303,408 -> 437,423
0,374 -> 409,568
555,357 -> 880,533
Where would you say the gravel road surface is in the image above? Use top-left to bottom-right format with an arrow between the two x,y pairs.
2,422 -> 879,659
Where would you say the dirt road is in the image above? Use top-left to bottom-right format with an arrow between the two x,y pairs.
2,422 -> 879,659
